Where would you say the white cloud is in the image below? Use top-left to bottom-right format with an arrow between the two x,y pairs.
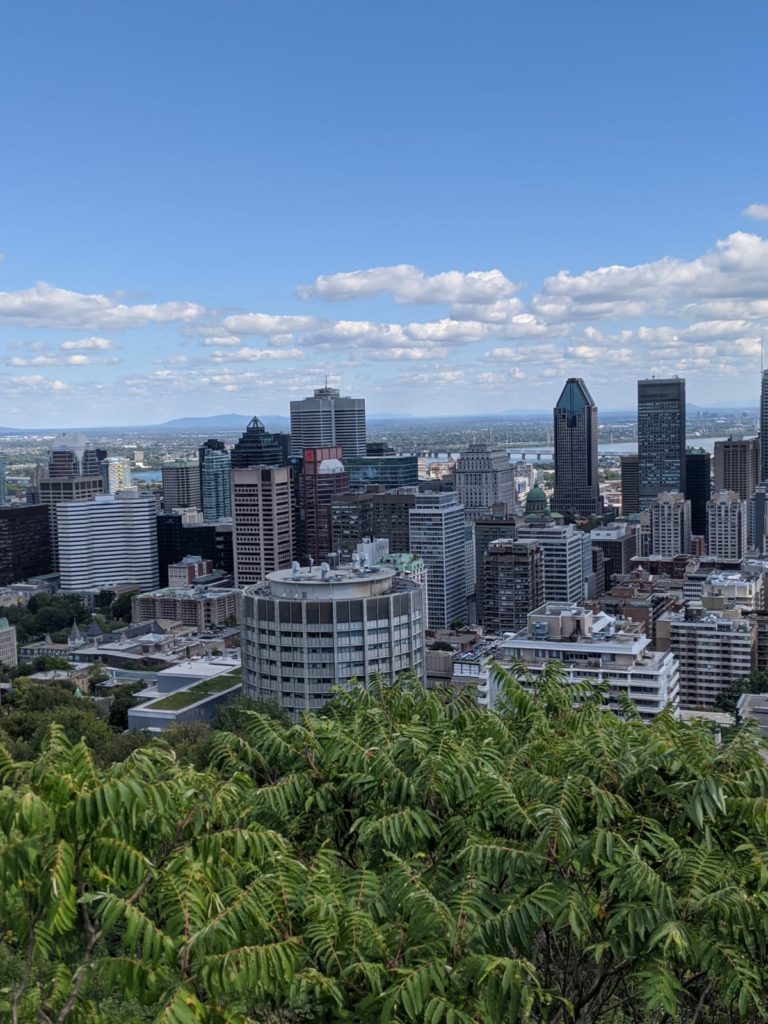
533,232 -> 768,322
0,282 -> 204,329
297,264 -> 519,304
222,313 -> 320,335
209,346 -> 305,363
60,336 -> 117,350
743,203 -> 768,221
7,353 -> 120,367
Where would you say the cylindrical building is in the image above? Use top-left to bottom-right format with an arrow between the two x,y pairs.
241,562 -> 425,716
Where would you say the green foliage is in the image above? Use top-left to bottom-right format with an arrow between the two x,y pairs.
1,668 -> 768,1021
715,669 -> 768,714
0,594 -> 89,646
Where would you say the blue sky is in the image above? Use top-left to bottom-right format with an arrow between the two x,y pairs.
1,1 -> 768,426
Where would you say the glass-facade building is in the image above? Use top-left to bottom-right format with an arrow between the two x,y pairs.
638,377 -> 686,510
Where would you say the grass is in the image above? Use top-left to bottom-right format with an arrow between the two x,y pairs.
147,667 -> 242,711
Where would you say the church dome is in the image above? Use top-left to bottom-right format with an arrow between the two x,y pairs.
525,485 -> 549,514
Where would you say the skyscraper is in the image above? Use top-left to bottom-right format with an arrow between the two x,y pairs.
161,462 -> 202,511
760,370 -> 768,483
649,492 -> 691,557
638,377 -> 686,509
0,505 -> 52,585
408,492 -> 466,629
231,466 -> 294,586
706,490 -> 747,561
685,448 -> 711,537
301,447 -> 348,561
713,437 -> 759,500
101,456 -> 133,495
620,454 -> 640,515
38,434 -> 104,569
454,443 -> 516,521
201,451 -> 232,522
230,417 -> 287,469
552,378 -> 601,518
0,453 -> 7,506
56,491 -> 158,592
482,539 -> 544,632
290,386 -> 366,458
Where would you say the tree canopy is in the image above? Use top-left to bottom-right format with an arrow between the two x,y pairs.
1,667 -> 768,1022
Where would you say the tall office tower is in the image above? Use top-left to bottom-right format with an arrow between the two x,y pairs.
241,562 -> 425,717
47,433 -> 103,478
231,465 -> 294,587
516,517 -> 586,604
290,385 -> 366,458
650,492 -> 691,557
620,454 -> 640,515
39,434 -> 104,570
474,510 -> 517,625
748,484 -> 768,553
713,437 -> 759,500
230,417 -> 287,469
761,370 -> 768,483
198,437 -> 226,466
161,462 -> 202,511
638,377 -> 686,510
482,539 -> 544,632
685,448 -> 711,536
589,522 -> 637,584
56,491 -> 158,592
0,453 -> 7,506
330,490 -> 417,558
408,492 -> 466,629
552,378 -> 601,518
156,511 -> 233,586
345,454 -> 419,492
707,490 -> 747,561
201,451 -> 232,522
101,456 -> 133,495
301,447 -> 348,561
0,505 -> 52,585
454,443 -> 516,521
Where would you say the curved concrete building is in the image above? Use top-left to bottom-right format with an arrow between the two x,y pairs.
241,562 -> 425,716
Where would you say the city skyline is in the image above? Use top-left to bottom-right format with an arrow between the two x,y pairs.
2,2 -> 768,426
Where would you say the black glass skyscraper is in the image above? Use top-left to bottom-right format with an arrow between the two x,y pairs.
552,378 -> 601,518
638,377 -> 686,510
230,417 -> 287,469
684,448 -> 711,537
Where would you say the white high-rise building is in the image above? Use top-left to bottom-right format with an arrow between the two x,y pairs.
516,517 -> 585,604
707,490 -> 747,561
290,386 -> 366,458
56,491 -> 158,592
650,492 -> 691,556
408,492 -> 466,629
454,444 -> 516,521
101,457 -> 133,495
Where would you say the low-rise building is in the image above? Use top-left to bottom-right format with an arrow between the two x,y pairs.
131,586 -> 240,632
501,602 -> 679,720
127,655 -> 242,733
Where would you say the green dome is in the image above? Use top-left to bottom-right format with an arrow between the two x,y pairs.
525,485 -> 549,514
